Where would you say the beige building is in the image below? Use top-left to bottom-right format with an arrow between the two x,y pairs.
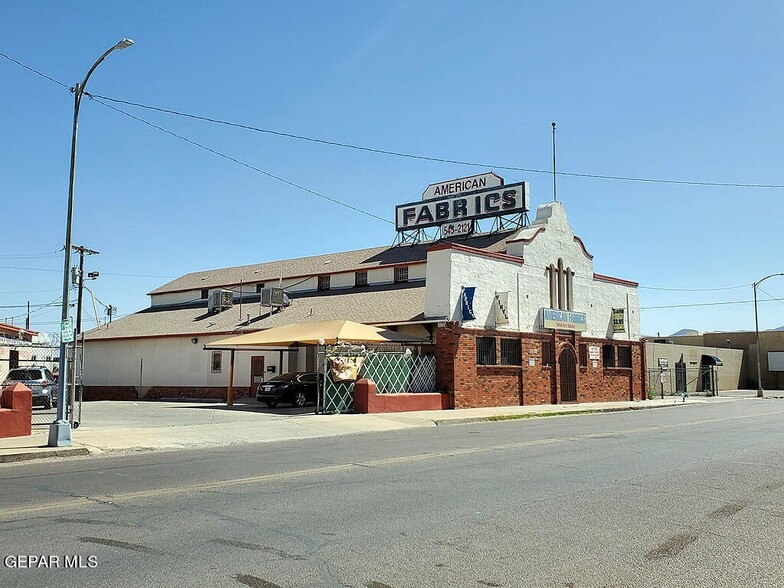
670,331 -> 784,390
644,340 -> 743,395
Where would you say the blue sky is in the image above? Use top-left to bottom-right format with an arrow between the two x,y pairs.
1,1 -> 782,337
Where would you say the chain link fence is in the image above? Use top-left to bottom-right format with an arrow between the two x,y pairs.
0,338 -> 83,427
647,366 -> 720,399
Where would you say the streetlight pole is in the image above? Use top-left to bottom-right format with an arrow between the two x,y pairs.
49,39 -> 134,447
752,272 -> 784,399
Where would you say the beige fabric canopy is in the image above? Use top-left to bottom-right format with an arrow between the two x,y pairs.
205,319 -> 428,349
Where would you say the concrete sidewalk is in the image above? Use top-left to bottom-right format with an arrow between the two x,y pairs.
0,391 -> 759,463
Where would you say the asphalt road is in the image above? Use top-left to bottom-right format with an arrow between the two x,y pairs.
1,399 -> 783,588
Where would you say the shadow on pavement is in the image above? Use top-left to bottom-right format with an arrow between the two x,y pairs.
162,398 -> 316,416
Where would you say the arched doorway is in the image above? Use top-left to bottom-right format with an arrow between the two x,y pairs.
559,347 -> 577,402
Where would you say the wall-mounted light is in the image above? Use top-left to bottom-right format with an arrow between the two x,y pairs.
191,337 -> 198,344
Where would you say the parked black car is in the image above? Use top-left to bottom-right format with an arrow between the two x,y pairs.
256,372 -> 318,408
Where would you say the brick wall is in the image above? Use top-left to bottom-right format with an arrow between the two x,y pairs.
434,325 -> 644,408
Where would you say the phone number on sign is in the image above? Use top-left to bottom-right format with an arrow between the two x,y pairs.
442,221 -> 472,236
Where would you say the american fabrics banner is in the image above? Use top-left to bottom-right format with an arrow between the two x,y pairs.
461,287 -> 476,321
612,308 -> 625,333
494,291 -> 510,325
542,308 -> 587,332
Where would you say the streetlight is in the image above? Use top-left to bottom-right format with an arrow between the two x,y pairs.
752,272 -> 784,399
49,39 -> 134,447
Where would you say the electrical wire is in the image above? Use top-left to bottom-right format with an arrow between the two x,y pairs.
0,250 -> 61,260
88,96 -> 393,225
637,283 -> 750,292
3,50 -> 783,190
0,50 -> 70,89
87,93 -> 784,190
757,286 -> 784,308
640,298 -> 784,310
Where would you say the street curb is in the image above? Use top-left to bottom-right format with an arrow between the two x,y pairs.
0,447 -> 91,464
431,401 -> 685,426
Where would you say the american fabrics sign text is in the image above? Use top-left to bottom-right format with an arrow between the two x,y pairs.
395,181 -> 530,231
421,172 -> 504,201
542,308 -> 587,332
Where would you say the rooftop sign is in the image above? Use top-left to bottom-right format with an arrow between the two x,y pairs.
396,181 -> 530,232
422,172 -> 504,201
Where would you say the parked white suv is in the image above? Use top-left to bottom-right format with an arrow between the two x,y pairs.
2,367 -> 58,409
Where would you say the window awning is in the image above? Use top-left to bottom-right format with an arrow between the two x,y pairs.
701,354 -> 723,366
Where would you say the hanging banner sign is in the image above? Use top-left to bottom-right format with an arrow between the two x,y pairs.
494,291 -> 510,325
422,172 -> 504,201
396,181 -> 530,232
612,308 -> 625,333
542,308 -> 587,332
461,287 -> 476,321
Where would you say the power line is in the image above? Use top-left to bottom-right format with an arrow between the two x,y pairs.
87,93 -> 784,190
0,264 -> 175,279
641,298 -> 784,310
0,250 -> 60,260
638,283 -> 750,292
88,95 -> 393,224
0,303 -> 61,309
758,286 -> 784,308
0,50 -> 69,89
4,49 -> 784,190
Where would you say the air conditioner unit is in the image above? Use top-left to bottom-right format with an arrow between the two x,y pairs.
208,289 -> 234,313
260,287 -> 290,308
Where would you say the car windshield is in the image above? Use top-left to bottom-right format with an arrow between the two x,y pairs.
6,369 -> 43,381
268,373 -> 299,383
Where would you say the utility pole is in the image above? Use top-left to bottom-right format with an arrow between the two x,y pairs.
72,245 -> 99,335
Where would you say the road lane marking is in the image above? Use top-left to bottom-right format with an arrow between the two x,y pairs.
1,409 -> 782,519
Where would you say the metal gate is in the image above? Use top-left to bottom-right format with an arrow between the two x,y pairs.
0,338 -> 83,428
559,348 -> 577,402
647,366 -> 719,398
318,345 -> 437,414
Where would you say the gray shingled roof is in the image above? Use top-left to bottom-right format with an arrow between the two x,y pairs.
86,283 -> 427,341
149,231 -> 517,295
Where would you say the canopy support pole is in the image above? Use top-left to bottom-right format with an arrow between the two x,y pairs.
227,349 -> 236,406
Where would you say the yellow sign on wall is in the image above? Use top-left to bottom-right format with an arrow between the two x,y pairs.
612,308 -> 625,333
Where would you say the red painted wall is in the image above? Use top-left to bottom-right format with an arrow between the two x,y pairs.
354,379 -> 450,413
0,383 -> 33,438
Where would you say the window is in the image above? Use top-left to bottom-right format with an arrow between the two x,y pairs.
201,289 -> 209,299
617,346 -> 632,368
9,350 -> 18,370
355,271 -> 368,287
603,344 -> 616,368
255,282 -> 265,293
211,351 -> 223,373
579,343 -> 588,367
476,337 -> 496,365
394,266 -> 409,283
318,275 -> 330,291
547,259 -> 574,311
500,338 -> 521,366
542,340 -> 552,366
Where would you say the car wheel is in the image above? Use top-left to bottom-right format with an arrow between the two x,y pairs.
265,401 -> 278,408
293,391 -> 307,408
